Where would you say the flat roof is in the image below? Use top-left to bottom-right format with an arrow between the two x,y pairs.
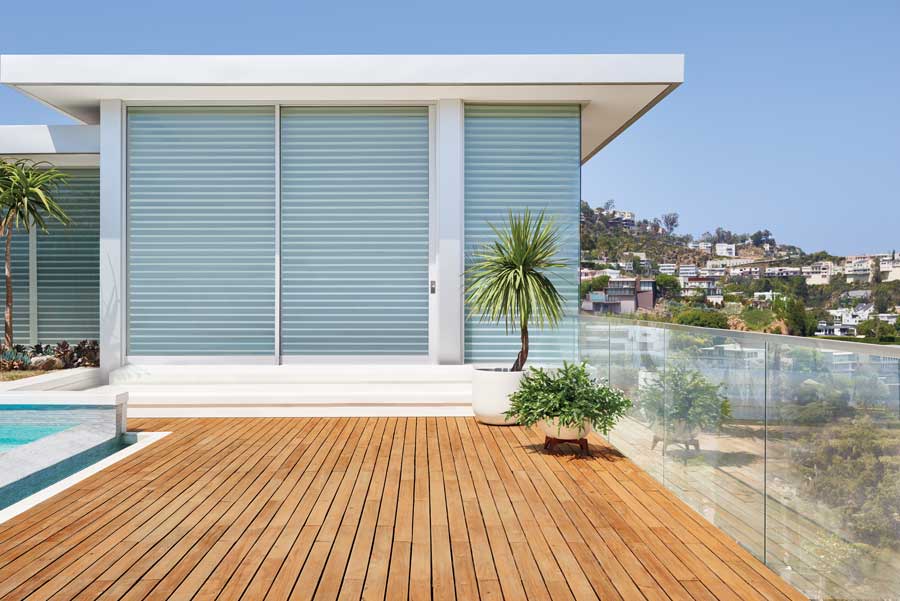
0,54 -> 683,162
0,124 -> 99,166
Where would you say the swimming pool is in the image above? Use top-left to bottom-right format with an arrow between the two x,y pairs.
0,399 -> 128,512
0,423 -> 74,453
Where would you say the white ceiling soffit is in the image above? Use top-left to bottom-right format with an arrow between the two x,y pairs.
0,55 -> 684,162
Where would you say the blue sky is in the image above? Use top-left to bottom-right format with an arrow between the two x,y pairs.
1,0 -> 897,255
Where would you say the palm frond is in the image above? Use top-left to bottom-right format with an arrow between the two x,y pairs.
465,208 -> 569,334
0,159 -> 71,234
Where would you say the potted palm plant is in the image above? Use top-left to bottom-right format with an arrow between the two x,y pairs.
465,209 -> 567,424
505,362 -> 631,451
0,159 -> 70,348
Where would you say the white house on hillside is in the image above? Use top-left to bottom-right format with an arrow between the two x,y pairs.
714,243 -> 736,257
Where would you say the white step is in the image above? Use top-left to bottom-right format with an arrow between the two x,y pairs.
102,363 -> 477,417
110,364 -> 474,385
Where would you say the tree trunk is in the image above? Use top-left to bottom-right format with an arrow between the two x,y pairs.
4,225 -> 12,350
511,324 -> 529,371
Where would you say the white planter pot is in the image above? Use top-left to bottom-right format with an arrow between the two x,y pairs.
471,368 -> 523,425
539,418 -> 592,440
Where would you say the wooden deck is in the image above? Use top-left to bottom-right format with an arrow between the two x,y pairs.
0,418 -> 809,600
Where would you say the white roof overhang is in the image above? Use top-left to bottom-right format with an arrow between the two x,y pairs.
0,124 -> 99,167
0,54 -> 683,163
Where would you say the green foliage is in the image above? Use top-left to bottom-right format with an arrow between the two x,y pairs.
740,307 -> 775,331
750,229 -> 775,247
465,209 -> 568,371
856,318 -> 894,340
793,417 -> 900,550
654,274 -> 681,299
872,281 -> 900,313
779,297 -> 817,336
0,160 -> 70,233
0,159 -> 71,348
673,308 -> 729,329
505,362 -> 632,435
579,275 -> 610,299
639,363 -> 731,432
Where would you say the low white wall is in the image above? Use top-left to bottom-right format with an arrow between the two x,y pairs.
0,367 -> 102,392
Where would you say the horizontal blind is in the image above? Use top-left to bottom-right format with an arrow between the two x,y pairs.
37,168 -> 100,343
0,225 -> 30,345
127,107 -> 276,355
464,104 -> 580,364
280,107 -> 430,355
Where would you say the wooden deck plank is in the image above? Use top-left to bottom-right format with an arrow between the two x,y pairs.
0,418 -> 274,599
0,417 -> 810,601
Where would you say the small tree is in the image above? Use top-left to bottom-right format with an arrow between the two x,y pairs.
0,160 -> 70,348
466,209 -> 568,371
579,275 -> 610,299
655,274 -> 681,299
661,212 -> 679,234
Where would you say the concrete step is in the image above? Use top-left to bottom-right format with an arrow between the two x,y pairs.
110,364 -> 474,385
102,363 -> 477,417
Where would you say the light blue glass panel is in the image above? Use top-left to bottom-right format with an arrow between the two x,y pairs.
127,107 -> 276,355
37,168 -> 100,343
464,104 -> 580,365
280,107 -> 430,355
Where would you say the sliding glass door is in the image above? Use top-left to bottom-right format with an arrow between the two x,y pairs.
280,107 -> 431,357
127,107 -> 277,356
126,105 -> 430,359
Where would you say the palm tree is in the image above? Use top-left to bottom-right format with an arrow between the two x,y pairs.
465,209 -> 568,371
0,159 -> 70,348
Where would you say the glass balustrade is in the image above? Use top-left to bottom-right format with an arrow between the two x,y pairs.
580,314 -> 900,601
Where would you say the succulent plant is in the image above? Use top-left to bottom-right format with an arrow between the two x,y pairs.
74,339 -> 100,367
0,349 -> 31,371
30,343 -> 52,357
54,340 -> 76,368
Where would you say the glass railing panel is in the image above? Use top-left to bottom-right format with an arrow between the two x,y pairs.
766,337 -> 900,600
580,315 -> 668,481
656,324 -> 767,559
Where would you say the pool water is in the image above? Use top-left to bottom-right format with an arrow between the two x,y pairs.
0,424 -> 73,454
0,405 -> 126,511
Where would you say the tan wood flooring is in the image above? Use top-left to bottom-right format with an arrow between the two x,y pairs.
0,418 -> 809,600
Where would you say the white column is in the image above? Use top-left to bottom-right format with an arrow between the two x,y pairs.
99,99 -> 125,380
435,99 -> 465,364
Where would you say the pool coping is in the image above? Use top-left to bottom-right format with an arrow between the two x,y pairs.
0,430 -> 170,525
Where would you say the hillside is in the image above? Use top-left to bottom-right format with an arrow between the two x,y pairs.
580,202 -> 709,265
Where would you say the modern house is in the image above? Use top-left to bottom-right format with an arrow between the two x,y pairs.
683,275 -> 724,304
0,54 -> 683,383
714,242 -> 736,257
4,55 -> 900,601
657,262 -> 677,276
580,276 -> 656,314
678,264 -> 698,278
687,241 -> 712,253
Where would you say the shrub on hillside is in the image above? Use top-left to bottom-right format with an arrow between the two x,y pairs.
673,308 -> 729,329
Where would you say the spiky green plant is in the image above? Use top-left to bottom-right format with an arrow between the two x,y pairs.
0,159 -> 70,348
465,209 -> 568,371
